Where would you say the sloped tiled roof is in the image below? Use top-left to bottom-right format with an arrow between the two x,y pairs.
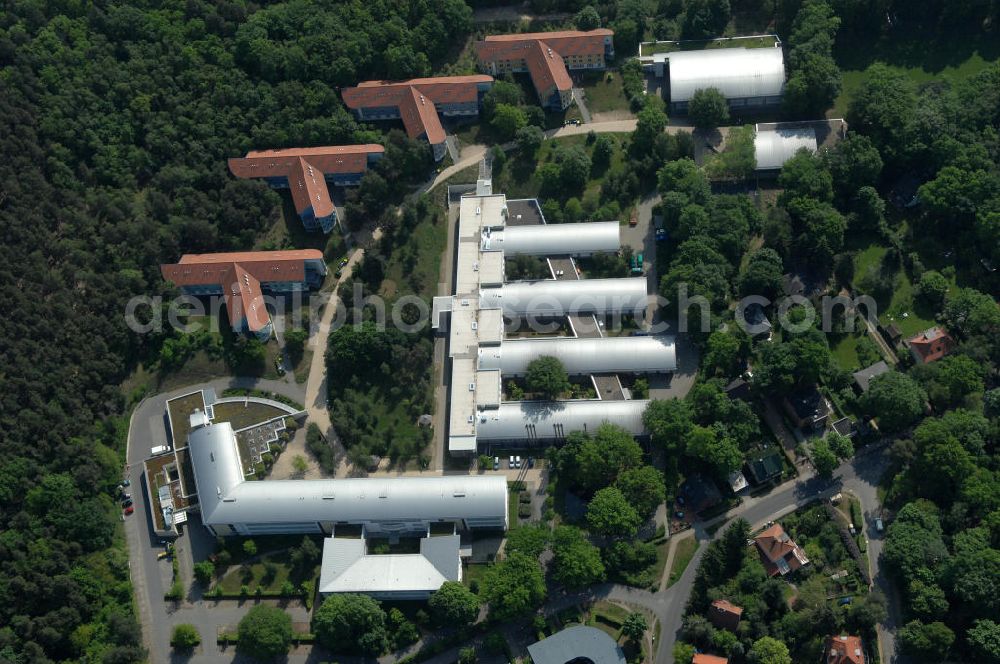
161,250 -> 323,332
342,76 -> 493,146
907,326 -> 955,363
228,144 -> 383,218
709,599 -> 743,631
692,655 -> 729,664
754,523 -> 809,576
475,30 -> 612,97
826,635 -> 865,664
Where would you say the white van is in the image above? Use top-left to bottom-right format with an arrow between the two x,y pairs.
151,445 -> 172,456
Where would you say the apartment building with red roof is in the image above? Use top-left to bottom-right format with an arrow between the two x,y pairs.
825,635 -> 865,664
475,29 -> 614,110
161,250 -> 327,341
342,76 -> 494,161
754,522 -> 809,576
228,144 -> 384,234
906,326 -> 956,364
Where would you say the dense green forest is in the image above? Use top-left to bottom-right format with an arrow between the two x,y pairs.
0,1 -> 470,661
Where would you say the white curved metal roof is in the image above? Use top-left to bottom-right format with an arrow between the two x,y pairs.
189,423 -> 508,527
477,399 -> 650,441
500,221 -> 620,256
481,278 -> 648,316
667,47 -> 785,102
753,127 -> 817,171
479,336 -> 676,375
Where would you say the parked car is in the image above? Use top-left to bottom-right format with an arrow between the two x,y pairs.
508,455 -> 515,469
875,518 -> 884,532
122,478 -> 130,487
121,493 -> 131,501
123,505 -> 134,515
514,455 -> 522,469
493,456 -> 500,471
527,457 -> 535,468
339,256 -> 349,268
677,496 -> 685,506
629,210 -> 638,227
837,597 -> 852,606
122,499 -> 133,509
674,511 -> 685,519
157,550 -> 170,560
150,445 -> 171,456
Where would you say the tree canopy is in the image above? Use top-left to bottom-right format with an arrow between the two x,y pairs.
238,605 -> 293,660
428,581 -> 480,627
313,594 -> 389,655
525,355 -> 571,399
480,552 -> 546,620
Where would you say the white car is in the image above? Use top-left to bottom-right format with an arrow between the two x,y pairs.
515,455 -> 522,469
509,456 -> 515,469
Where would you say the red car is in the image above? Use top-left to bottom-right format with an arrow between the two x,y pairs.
123,505 -> 134,515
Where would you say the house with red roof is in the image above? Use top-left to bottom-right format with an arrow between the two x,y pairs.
708,599 -> 743,631
754,522 -> 809,576
475,29 -> 614,110
825,635 -> 865,664
161,250 -> 327,341
228,145 -> 384,233
342,76 -> 494,161
906,326 -> 956,364
691,654 -> 728,664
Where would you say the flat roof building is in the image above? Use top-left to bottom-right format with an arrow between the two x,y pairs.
228,144 -> 384,233
436,179 -> 659,454
754,126 -> 817,171
160,249 -> 327,340
657,46 -> 785,113
342,76 -> 494,161
475,30 -> 614,110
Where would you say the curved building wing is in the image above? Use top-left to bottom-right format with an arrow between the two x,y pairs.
477,399 -> 650,442
753,127 -> 817,171
482,277 -> 648,316
666,47 -> 785,103
479,335 -> 676,375
189,422 -> 508,536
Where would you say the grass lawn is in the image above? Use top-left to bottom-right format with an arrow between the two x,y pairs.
665,537 -> 699,589
462,563 -> 491,591
830,333 -> 862,372
212,400 -> 290,430
850,242 -> 936,337
577,71 -> 631,114
831,26 -> 999,117
381,213 -> 447,300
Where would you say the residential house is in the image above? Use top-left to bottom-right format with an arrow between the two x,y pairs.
680,473 -> 722,513
754,522 -> 809,576
160,249 -> 327,340
851,361 -> 889,394
880,322 -> 902,347
783,385 -> 832,431
228,144 -> 384,233
724,377 -> 751,402
342,76 -> 494,161
475,30 -> 614,110
825,635 -> 865,664
692,655 -> 729,664
906,326 -> 956,364
708,599 -> 743,632
746,448 -> 783,485
728,470 -> 749,494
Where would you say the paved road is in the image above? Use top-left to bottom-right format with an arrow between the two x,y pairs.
123,377 -> 305,662
572,88 -> 592,123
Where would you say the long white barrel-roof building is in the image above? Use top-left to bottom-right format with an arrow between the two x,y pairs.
479,336 -> 676,375
660,46 -> 785,113
481,277 -> 649,317
497,221 -> 620,257
189,420 -> 508,537
478,400 -> 650,443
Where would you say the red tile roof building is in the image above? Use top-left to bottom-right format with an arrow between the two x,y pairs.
475,30 -> 614,110
754,523 -> 809,576
228,145 -> 384,234
161,250 -> 327,340
825,635 -> 865,664
708,599 -> 743,631
342,76 -> 494,161
907,326 -> 956,364
692,655 -> 729,664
